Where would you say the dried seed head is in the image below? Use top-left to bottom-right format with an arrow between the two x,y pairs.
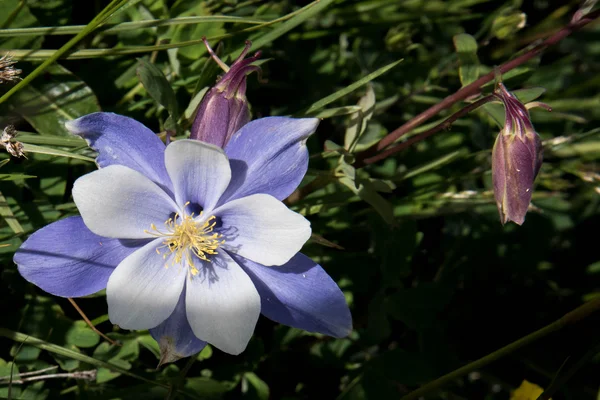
1,125 -> 26,158
0,54 -> 22,84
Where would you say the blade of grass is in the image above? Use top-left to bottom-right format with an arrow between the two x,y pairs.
0,15 -> 267,37
0,328 -> 201,399
9,0 -> 328,61
301,59 -> 403,115
0,191 -> 24,235
21,143 -> 95,162
0,0 -> 130,105
16,134 -> 86,147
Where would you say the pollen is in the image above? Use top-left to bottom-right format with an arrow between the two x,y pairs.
144,203 -> 224,276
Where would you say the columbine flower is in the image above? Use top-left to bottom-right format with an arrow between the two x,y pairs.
190,39 -> 260,148
491,83 -> 543,225
14,112 -> 352,359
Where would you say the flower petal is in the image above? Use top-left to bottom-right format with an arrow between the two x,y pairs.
14,216 -> 144,298
214,194 -> 311,266
233,252 -> 352,338
185,252 -> 260,355
150,288 -> 206,365
66,112 -> 172,195
72,165 -> 178,239
221,117 -> 319,203
107,238 -> 186,330
164,140 -> 231,212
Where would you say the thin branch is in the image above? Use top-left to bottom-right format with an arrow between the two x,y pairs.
68,298 -> 120,346
355,95 -> 495,167
2,370 -> 96,385
356,9 -> 600,161
399,298 -> 600,400
0,366 -> 58,381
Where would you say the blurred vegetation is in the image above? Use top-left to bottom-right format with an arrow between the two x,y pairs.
1,0 -> 600,399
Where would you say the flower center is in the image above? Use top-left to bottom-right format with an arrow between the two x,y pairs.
145,204 -> 224,276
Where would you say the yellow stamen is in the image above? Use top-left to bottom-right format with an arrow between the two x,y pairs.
144,204 -> 224,275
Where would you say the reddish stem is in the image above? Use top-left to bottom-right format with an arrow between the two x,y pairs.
355,9 -> 600,164
356,95 -> 495,167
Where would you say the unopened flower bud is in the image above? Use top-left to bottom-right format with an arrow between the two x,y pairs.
190,39 -> 261,148
492,83 -> 543,225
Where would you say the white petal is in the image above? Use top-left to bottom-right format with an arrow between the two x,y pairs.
186,252 -> 260,355
107,238 -> 186,329
72,165 -> 178,239
165,140 -> 231,212
214,194 -> 311,266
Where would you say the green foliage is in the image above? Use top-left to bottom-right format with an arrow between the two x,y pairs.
1,1 -> 600,399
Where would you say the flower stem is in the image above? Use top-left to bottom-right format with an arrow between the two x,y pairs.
68,298 -> 120,346
399,298 -> 600,400
356,8 -> 600,163
355,95 -> 495,167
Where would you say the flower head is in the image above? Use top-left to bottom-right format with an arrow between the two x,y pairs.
15,112 -> 352,358
491,83 -> 543,225
190,39 -> 261,148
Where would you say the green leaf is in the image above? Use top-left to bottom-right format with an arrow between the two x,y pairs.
20,143 -> 95,162
136,58 -> 180,131
3,64 -> 100,136
453,33 -> 479,86
0,0 -> 43,49
303,59 -> 403,115
197,344 -> 213,361
184,377 -> 235,399
0,173 -> 37,181
244,372 -> 270,400
167,2 -> 224,61
15,134 -> 86,147
491,11 -> 526,40
344,85 -> 376,152
337,164 -> 395,225
239,0 -> 336,53
65,321 -> 100,348
0,191 -> 24,235
0,328 -> 172,390
312,105 -> 362,119
387,284 -> 453,332
138,334 -> 160,359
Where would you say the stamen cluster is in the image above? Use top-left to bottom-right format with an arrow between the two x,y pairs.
145,204 -> 224,276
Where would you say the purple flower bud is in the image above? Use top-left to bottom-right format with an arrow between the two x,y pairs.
492,83 -> 543,225
190,39 -> 261,148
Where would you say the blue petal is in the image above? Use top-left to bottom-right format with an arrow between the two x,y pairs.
221,117 -> 319,203
232,252 -> 352,338
66,112 -> 172,195
150,288 -> 206,364
14,216 -> 144,298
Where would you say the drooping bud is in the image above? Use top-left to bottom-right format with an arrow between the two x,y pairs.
491,83 -> 543,225
190,39 -> 261,148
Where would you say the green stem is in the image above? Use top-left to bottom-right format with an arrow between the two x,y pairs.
8,0 -> 324,61
0,327 -> 201,399
0,16 -> 267,37
399,298 -> 600,400
0,0 -> 126,105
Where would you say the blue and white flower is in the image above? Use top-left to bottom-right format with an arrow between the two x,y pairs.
14,113 -> 352,361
